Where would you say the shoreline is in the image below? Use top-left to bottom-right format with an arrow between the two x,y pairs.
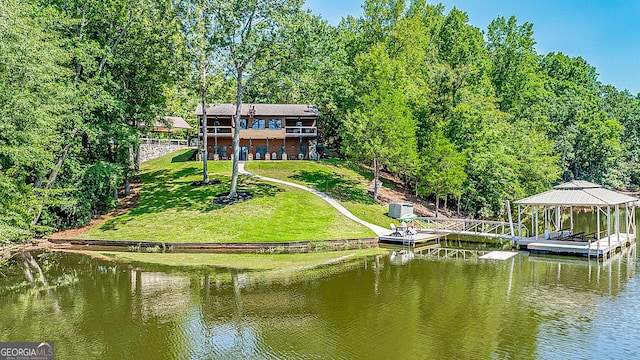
47,236 -> 380,254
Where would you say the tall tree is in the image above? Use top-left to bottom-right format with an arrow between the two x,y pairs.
207,0 -> 309,197
0,0 -> 72,241
417,131 -> 466,217
342,45 -> 417,200
180,0 -> 216,182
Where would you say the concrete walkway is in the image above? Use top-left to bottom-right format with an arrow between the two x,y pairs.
239,162 -> 390,236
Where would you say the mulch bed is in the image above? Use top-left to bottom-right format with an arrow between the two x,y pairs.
213,192 -> 253,206
191,179 -> 221,186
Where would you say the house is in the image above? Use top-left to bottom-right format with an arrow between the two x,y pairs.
195,103 -> 319,160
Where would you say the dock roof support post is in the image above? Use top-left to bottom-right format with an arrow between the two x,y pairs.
607,206 -> 611,252
625,203 -> 630,243
631,202 -> 638,236
534,206 -> 538,240
517,204 -> 522,238
616,205 -> 620,244
597,207 -> 601,254
556,205 -> 561,232
570,206 -> 574,232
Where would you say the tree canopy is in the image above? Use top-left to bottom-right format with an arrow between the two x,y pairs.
2,0 -> 639,243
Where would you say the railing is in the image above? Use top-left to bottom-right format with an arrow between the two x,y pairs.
285,126 -> 317,136
204,126 -> 233,135
416,247 -> 492,261
413,217 -> 528,240
140,137 -> 189,146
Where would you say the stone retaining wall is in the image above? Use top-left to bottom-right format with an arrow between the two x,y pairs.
139,144 -> 193,163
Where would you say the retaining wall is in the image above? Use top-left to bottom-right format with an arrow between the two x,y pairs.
138,144 -> 193,163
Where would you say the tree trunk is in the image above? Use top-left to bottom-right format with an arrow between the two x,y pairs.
201,64 -> 209,183
32,128 -> 78,225
435,195 -> 440,218
443,195 -> 447,213
124,176 -> 131,196
373,156 -> 379,200
457,196 -> 461,215
230,67 -> 244,198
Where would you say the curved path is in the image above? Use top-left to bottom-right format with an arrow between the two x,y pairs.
239,162 -> 390,236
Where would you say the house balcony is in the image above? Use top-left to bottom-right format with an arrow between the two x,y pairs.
204,126 -> 233,137
285,126 -> 317,137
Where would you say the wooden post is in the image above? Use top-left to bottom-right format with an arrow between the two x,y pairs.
615,205 -> 620,244
570,206 -> 574,233
607,206 -> 611,252
597,206 -> 601,254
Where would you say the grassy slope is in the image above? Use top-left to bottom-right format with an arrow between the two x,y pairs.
245,160 -> 400,228
82,150 -> 373,242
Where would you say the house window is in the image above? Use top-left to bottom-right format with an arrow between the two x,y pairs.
239,119 -> 248,129
269,119 -> 282,130
214,146 -> 227,156
252,119 -> 265,129
256,146 -> 268,158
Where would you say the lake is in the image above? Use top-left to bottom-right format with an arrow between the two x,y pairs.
1,246 -> 639,359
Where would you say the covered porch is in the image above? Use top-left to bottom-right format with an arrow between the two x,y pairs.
514,180 -> 638,259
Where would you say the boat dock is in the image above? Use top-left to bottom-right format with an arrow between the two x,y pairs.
378,233 -> 441,245
518,233 -> 635,258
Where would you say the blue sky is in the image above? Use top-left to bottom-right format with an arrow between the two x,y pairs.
304,0 -> 640,94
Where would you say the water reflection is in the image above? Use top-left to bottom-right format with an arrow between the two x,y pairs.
0,249 -> 639,359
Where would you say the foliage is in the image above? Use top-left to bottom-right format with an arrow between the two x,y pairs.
417,131 -> 466,216
2,0 -> 640,243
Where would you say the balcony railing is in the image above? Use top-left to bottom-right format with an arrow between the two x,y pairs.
285,126 -> 317,137
205,126 -> 233,136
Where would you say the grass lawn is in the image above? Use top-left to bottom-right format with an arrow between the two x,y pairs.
245,160 -> 400,228
81,149 -> 374,242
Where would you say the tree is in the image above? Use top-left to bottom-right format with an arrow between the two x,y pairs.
417,132 -> 466,217
207,0 -> 310,197
0,0 -> 72,241
342,45 -> 417,200
180,0 -> 216,182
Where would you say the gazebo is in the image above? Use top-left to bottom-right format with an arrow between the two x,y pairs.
141,116 -> 193,145
514,180 -> 638,258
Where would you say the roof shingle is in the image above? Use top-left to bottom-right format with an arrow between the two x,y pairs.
195,103 -> 320,117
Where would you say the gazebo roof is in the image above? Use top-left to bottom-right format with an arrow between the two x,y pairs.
515,180 -> 639,206
151,116 -> 192,132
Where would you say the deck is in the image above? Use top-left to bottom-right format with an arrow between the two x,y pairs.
378,233 -> 441,245
518,233 -> 635,258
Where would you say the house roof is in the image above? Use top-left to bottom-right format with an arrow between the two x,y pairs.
195,103 -> 320,117
153,116 -> 192,132
515,180 -> 639,206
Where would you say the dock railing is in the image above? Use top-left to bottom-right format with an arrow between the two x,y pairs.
413,217 -> 528,240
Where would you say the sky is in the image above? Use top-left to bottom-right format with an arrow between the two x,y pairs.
304,0 -> 640,94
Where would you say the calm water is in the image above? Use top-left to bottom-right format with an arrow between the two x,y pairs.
1,247 -> 639,359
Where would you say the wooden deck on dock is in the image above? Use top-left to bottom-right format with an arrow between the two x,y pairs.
518,233 -> 635,258
378,233 -> 441,245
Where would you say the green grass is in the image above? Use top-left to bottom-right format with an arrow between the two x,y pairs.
81,149 -> 374,242
245,160 -> 400,227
